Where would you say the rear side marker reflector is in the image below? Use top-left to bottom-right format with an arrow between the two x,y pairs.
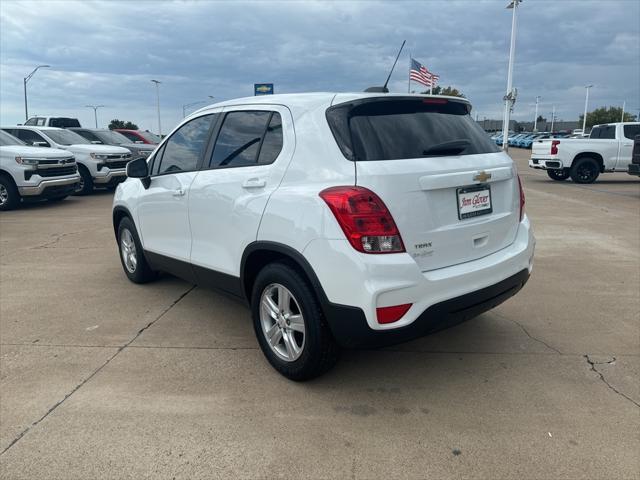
319,186 -> 405,254
377,303 -> 412,324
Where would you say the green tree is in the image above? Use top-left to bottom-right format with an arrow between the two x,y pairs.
421,85 -> 465,98
536,115 -> 546,123
579,106 -> 637,129
108,119 -> 139,130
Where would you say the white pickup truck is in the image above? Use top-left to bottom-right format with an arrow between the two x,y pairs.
529,122 -> 640,183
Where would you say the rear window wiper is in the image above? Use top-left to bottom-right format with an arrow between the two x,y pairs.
422,139 -> 471,156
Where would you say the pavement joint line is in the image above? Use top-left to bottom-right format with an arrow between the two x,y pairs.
584,354 -> 640,409
0,284 -> 196,457
493,312 -> 563,354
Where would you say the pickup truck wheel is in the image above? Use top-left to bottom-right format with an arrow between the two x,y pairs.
74,165 -> 93,196
117,217 -> 156,283
251,262 -> 339,381
0,175 -> 20,211
547,168 -> 570,181
570,158 -> 600,184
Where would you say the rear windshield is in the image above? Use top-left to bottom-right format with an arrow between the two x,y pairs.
326,98 -> 500,161
49,118 -> 81,128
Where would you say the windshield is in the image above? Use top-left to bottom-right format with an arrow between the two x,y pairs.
0,130 -> 25,146
45,129 -> 90,145
96,130 -> 131,144
326,97 -> 499,161
138,130 -> 161,143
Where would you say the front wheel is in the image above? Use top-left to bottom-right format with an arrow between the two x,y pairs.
570,158 -> 600,184
547,168 -> 570,181
251,262 -> 339,381
0,175 -> 20,211
74,165 -> 94,196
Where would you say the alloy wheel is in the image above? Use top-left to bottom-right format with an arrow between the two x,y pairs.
259,283 -> 306,362
0,184 -> 8,206
120,228 -> 137,273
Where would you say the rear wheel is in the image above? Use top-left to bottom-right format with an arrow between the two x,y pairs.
117,217 -> 156,283
570,157 -> 600,184
547,168 -> 570,181
74,165 -> 93,195
251,262 -> 339,381
0,175 -> 20,211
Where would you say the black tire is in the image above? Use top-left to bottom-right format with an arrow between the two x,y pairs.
570,157 -> 600,184
47,195 -> 68,203
547,168 -> 570,181
117,217 -> 157,284
251,261 -> 340,381
74,165 -> 94,195
0,174 -> 20,211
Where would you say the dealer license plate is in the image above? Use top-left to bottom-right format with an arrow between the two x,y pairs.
457,185 -> 492,220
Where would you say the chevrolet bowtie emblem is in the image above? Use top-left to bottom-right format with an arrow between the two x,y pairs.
473,171 -> 492,183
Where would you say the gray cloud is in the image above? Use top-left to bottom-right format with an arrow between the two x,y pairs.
1,0 -> 638,132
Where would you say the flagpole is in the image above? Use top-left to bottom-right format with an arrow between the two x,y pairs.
408,52 -> 411,93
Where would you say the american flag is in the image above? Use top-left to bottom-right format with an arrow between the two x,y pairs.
410,58 -> 439,87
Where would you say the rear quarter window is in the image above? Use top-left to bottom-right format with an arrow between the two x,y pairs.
326,98 -> 499,161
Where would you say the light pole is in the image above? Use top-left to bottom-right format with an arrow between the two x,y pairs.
23,65 -> 50,121
182,96 -> 214,118
85,105 -> 105,128
582,84 -> 593,134
151,79 -> 162,137
550,105 -> 556,133
533,95 -> 541,132
621,101 -> 625,122
501,0 -> 521,152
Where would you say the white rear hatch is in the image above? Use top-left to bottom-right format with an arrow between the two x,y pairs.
326,96 -> 521,272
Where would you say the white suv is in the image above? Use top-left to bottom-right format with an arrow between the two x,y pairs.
3,126 -> 132,194
113,93 -> 535,380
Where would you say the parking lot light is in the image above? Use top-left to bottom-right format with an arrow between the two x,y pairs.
151,79 -> 162,137
582,85 -> 593,134
85,104 -> 105,128
501,0 -> 521,152
23,65 -> 50,121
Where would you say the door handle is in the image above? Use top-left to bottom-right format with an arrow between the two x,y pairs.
242,178 -> 266,189
172,188 -> 185,197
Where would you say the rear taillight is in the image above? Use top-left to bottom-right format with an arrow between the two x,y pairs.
517,175 -> 525,222
319,186 -> 405,254
377,303 -> 412,324
551,140 -> 560,155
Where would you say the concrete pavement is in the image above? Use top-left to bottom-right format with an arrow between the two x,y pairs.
1,150 -> 638,479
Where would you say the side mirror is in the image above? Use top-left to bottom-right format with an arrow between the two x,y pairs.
126,157 -> 150,188
33,141 -> 49,147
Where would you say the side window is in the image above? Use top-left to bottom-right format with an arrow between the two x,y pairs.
36,118 -> 46,126
24,118 -> 37,126
154,115 -> 213,175
591,126 -> 615,139
623,125 -> 640,140
119,131 -> 137,142
210,111 -> 271,168
15,130 -> 48,146
257,113 -> 283,165
76,130 -> 101,143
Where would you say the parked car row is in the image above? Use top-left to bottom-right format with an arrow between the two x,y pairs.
0,118 -> 160,210
490,132 -> 571,149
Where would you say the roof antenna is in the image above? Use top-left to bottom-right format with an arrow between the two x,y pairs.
365,40 -> 406,93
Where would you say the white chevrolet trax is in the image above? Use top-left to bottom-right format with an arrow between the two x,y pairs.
113,93 -> 535,380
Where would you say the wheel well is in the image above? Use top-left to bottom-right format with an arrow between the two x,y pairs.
0,169 -> 17,187
241,247 -> 322,304
112,207 -> 131,239
572,153 -> 604,172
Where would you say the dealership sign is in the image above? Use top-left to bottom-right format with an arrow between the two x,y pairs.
254,83 -> 274,95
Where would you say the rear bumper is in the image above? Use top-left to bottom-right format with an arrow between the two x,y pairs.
529,158 -> 563,170
628,163 -> 640,176
325,269 -> 529,348
18,176 -> 80,196
304,216 -> 535,341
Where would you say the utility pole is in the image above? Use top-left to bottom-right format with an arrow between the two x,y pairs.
23,65 -> 50,121
621,101 -> 625,122
151,79 -> 162,137
501,0 -> 521,152
550,105 -> 556,133
85,105 -> 105,128
533,95 -> 541,132
582,84 -> 593,134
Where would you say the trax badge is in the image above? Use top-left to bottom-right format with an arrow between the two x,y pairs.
473,171 -> 492,183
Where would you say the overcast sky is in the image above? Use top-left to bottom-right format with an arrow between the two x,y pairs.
1,0 -> 638,132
